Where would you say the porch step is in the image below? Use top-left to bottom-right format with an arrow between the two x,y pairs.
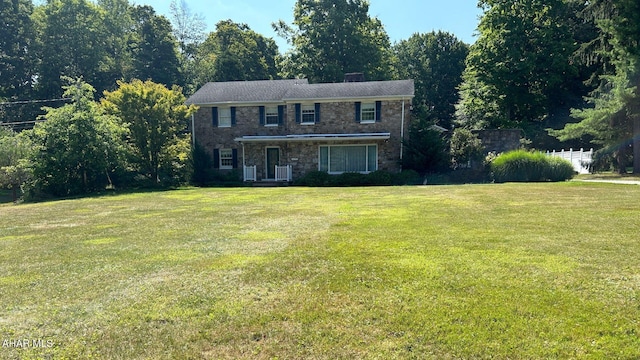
251,181 -> 290,187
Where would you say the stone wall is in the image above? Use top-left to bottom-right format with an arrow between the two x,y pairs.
192,99 -> 412,180
472,129 -> 522,154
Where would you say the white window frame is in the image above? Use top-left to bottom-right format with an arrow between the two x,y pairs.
265,106 -> 279,126
219,148 -> 233,169
360,102 -> 376,123
301,104 -> 315,124
318,144 -> 378,174
218,107 -> 232,128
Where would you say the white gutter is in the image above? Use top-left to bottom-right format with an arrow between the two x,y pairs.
241,142 -> 246,169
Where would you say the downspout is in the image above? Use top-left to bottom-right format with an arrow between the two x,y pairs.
241,142 -> 246,180
400,97 -> 405,165
191,114 -> 195,147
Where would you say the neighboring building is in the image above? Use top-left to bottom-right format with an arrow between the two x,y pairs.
186,77 -> 414,182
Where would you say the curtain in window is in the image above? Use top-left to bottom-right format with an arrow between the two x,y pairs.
329,146 -> 367,172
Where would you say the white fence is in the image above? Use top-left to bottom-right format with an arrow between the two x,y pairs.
244,165 -> 257,182
275,165 -> 292,182
546,148 -> 593,174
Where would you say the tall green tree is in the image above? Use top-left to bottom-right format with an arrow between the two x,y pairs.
274,0 -> 392,82
1,0 -> 35,101
194,20 -> 279,85
1,0 -> 37,126
394,31 -> 469,130
169,0 -> 206,94
97,0 -> 135,89
551,0 -> 640,173
102,80 -> 195,184
456,0 -> 581,130
129,6 -> 182,87
33,0 -> 109,99
29,78 -> 125,196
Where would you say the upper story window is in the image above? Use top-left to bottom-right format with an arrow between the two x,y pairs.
355,101 -> 381,123
218,108 -> 232,127
301,105 -> 315,124
212,106 -> 235,128
295,103 -> 320,125
361,103 -> 376,123
265,106 -> 279,126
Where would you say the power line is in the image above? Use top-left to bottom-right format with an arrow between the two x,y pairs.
0,98 -> 71,106
0,120 -> 46,126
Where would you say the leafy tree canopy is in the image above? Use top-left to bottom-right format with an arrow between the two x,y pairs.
102,80 -> 195,184
456,0 -> 581,130
274,0 -> 392,82
551,0 -> 640,173
194,20 -> 279,85
29,78 -> 125,196
394,31 -> 469,130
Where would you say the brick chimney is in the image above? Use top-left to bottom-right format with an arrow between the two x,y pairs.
344,72 -> 365,82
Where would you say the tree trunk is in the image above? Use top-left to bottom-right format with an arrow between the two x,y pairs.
634,116 -> 640,174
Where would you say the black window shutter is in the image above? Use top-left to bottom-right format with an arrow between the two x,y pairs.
375,101 -> 382,122
259,106 -> 265,125
212,107 -> 218,127
278,105 -> 285,125
295,103 -> 301,123
315,103 -> 321,123
213,149 -> 220,169
355,102 -> 361,122
231,107 -> 236,126
232,149 -> 238,168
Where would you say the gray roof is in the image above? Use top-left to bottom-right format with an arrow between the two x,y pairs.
185,79 -> 309,105
283,80 -> 414,100
186,79 -> 414,105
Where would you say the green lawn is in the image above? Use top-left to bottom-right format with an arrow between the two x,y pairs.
1,183 -> 640,359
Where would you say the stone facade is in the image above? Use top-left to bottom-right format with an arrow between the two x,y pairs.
192,99 -> 412,181
472,129 -> 522,154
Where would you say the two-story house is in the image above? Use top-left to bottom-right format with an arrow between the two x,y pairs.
185,77 -> 414,182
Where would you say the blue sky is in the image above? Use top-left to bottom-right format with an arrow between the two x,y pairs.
138,0 -> 483,51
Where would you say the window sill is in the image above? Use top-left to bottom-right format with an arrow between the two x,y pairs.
217,125 -> 232,128
264,124 -> 279,127
360,120 -> 376,124
300,122 -> 316,126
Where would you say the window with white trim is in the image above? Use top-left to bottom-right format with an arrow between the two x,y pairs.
265,106 -> 279,126
301,104 -> 315,124
219,149 -> 233,169
319,145 -> 377,173
361,103 -> 376,123
218,108 -> 231,127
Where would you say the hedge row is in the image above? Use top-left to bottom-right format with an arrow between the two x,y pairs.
490,150 -> 575,182
294,170 -> 422,186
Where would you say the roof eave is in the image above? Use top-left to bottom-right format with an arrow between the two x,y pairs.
234,133 -> 391,143
282,94 -> 414,102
